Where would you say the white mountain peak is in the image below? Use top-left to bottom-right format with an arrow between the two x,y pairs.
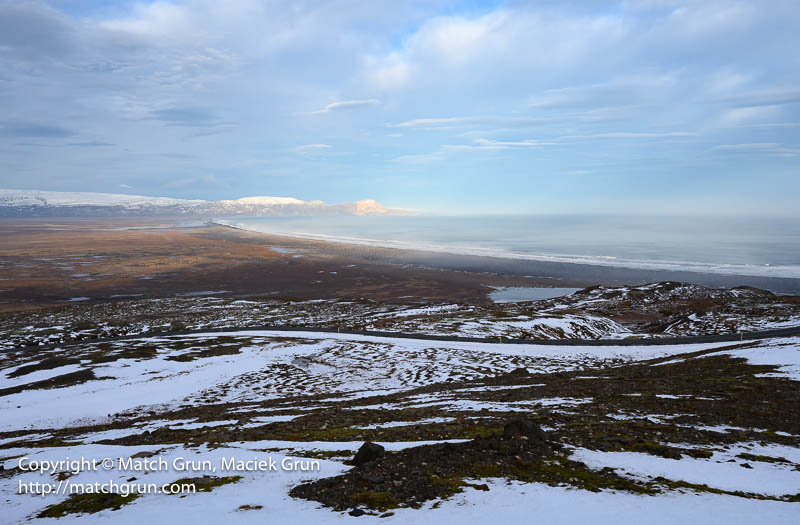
222,196 -> 308,206
354,199 -> 389,215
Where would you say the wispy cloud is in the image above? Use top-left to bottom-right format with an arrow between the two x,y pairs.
306,99 -> 379,115
716,105 -> 779,127
471,138 -> 559,149
713,143 -> 799,156
0,121 -> 73,138
164,174 -> 225,189
293,143 -> 332,154
722,87 -> 800,108
560,131 -> 696,140
66,141 -> 115,147
392,129 -> 696,164
739,122 -> 800,129
387,117 -> 484,129
391,151 -> 448,164
149,107 -> 233,129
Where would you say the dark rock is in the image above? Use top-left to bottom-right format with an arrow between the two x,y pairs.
353,442 -> 385,467
503,418 -> 549,442
741,462 -> 753,469
349,508 -> 366,516
473,433 -> 502,450
362,473 -> 383,484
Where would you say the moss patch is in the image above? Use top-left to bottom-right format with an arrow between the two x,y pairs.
169,475 -> 242,493
736,453 -> 792,464
37,492 -> 139,518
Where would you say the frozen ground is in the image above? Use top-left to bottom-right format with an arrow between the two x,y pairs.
2,282 -> 798,351
2,444 -> 798,524
1,327 -> 798,522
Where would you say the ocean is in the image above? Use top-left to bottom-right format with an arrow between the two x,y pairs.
214,215 -> 800,279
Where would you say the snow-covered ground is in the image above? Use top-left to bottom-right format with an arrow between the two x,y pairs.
1,331 -> 735,431
2,443 -> 797,525
4,441 -> 796,525
3,282 -> 798,353
1,331 -> 798,523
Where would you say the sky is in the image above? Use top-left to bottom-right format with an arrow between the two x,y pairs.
0,0 -> 798,215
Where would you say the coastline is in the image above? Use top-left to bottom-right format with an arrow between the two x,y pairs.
211,216 -> 800,280
212,219 -> 800,296
1,216 -> 798,313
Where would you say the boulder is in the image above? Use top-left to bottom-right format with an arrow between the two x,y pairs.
503,418 -> 549,442
353,442 -> 385,467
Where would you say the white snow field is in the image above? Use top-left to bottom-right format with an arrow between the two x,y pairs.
1,332 -> 735,431
1,331 -> 798,523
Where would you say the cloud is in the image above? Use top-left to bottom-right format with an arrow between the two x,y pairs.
159,152 -> 199,160
391,129 -> 696,164
149,107 -> 224,127
526,74 -> 682,117
2,1 -> 799,213
663,1 -> 758,39
468,138 -> 558,149
0,1 -> 76,60
387,117 -> 483,129
391,151 -> 448,164
386,110 -> 654,132
98,1 -> 193,41
454,131 -> 696,150
741,122 -> 800,129
66,141 -> 115,147
716,105 -> 780,127
713,143 -> 799,156
560,131 -> 696,140
306,99 -> 380,115
721,88 -> 800,108
394,137 -> 557,162
294,143 -> 332,154
364,7 -> 629,96
0,121 -> 73,138
164,174 -> 225,189
365,52 -> 411,90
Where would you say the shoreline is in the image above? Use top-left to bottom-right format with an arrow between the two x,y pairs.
212,220 -> 800,296
211,217 -> 800,280
1,217 -> 798,313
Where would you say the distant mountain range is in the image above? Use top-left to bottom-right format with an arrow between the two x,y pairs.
0,190 -> 414,217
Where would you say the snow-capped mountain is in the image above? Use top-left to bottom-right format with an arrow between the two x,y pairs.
0,189 -> 206,209
0,189 -> 413,217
